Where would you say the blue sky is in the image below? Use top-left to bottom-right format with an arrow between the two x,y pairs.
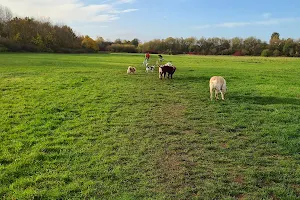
2,0 -> 300,42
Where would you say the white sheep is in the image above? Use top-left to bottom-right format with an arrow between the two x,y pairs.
209,76 -> 227,100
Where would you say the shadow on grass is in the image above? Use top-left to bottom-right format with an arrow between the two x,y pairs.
230,94 -> 300,105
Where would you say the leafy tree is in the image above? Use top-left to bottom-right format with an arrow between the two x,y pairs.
269,32 -> 282,51
136,43 -> 143,53
31,33 -> 45,50
261,49 -> 271,57
81,35 -> 99,52
184,37 -> 197,53
218,38 -> 231,55
131,38 -> 139,47
164,37 -> 176,54
108,44 -> 136,53
2,4 -> 300,56
273,49 -> 281,57
282,38 -> 295,56
114,38 -> 122,44
122,39 -> 131,44
243,37 -> 264,56
271,32 -> 280,40
96,36 -> 106,51
231,37 -> 243,49
12,32 -> 21,42
195,37 -> 208,54
96,36 -> 104,43
294,39 -> 300,57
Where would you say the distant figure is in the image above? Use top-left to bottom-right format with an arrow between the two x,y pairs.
145,52 -> 150,61
158,54 -> 164,62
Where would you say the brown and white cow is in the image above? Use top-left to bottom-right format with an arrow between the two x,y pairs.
159,65 -> 176,79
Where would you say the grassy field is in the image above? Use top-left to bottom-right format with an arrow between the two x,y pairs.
0,53 -> 299,199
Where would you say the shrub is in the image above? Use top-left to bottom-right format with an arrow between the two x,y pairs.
21,44 -> 38,52
0,44 -> 8,52
241,49 -> 249,56
273,49 -> 281,57
233,51 -> 243,56
261,49 -> 271,57
55,48 -> 73,53
0,38 -> 22,52
74,48 -> 89,53
108,44 -> 137,53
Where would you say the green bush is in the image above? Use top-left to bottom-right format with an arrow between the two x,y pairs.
0,38 -> 21,52
261,49 -> 270,57
273,49 -> 281,57
0,45 -> 8,52
108,44 -> 137,53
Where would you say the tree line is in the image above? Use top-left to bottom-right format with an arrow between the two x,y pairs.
1,5 -> 299,56
140,32 -> 300,57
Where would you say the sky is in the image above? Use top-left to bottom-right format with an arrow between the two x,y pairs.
1,0 -> 300,42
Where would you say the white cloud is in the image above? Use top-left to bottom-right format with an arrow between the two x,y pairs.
194,24 -> 212,29
109,8 -> 138,14
0,0 -> 138,23
116,0 -> 135,3
216,22 -> 250,28
263,12 -> 272,19
193,17 -> 300,29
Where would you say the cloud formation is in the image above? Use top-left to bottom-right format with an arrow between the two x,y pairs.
0,0 -> 138,23
262,12 -> 272,19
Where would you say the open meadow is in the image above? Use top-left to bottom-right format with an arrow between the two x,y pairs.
0,53 -> 299,199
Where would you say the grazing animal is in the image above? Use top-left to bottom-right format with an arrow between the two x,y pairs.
127,66 -> 136,74
159,65 -> 176,79
209,76 -> 226,100
158,54 -> 164,62
145,63 -> 155,73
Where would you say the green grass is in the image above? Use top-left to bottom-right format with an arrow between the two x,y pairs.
0,53 -> 299,199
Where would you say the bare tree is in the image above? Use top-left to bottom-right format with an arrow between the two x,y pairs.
0,5 -> 13,37
0,5 -> 13,22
